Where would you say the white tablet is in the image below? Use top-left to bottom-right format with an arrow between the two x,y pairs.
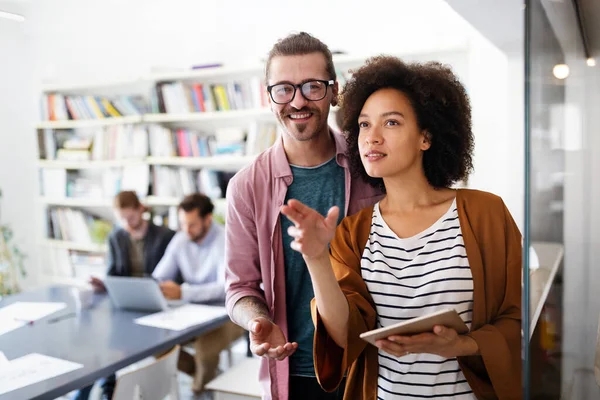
359,308 -> 469,346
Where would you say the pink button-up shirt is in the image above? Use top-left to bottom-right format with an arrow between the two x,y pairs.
225,131 -> 383,400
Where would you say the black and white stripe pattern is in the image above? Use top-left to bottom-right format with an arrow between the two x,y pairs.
362,200 -> 475,399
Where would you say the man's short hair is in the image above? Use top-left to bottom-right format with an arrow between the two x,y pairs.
178,193 -> 214,218
113,191 -> 143,210
265,31 -> 336,83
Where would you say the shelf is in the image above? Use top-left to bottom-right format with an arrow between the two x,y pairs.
146,155 -> 254,170
39,54 -> 381,91
142,108 -> 272,128
40,196 -> 227,209
38,51 -> 470,97
41,78 -> 147,94
37,159 -> 146,169
37,156 -> 254,171
40,197 -> 175,208
143,108 -> 271,122
146,64 -> 264,83
40,197 -> 113,207
35,115 -> 142,129
42,239 -> 107,253
35,109 -> 272,130
145,196 -> 227,208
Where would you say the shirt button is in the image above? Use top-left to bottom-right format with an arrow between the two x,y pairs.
284,177 -> 291,184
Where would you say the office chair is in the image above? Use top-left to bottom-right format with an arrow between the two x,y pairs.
111,345 -> 180,400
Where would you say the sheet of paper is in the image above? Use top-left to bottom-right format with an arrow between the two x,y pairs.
0,302 -> 67,337
0,318 -> 25,336
0,301 -> 67,321
134,304 -> 227,331
0,353 -> 83,396
0,352 -> 8,366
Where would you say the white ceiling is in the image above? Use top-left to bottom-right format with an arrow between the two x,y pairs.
445,0 -> 524,54
447,0 -> 600,59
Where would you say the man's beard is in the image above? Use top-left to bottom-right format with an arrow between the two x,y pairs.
279,106 -> 323,141
190,226 -> 208,243
127,219 -> 145,233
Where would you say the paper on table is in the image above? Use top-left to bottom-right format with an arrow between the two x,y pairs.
0,352 -> 8,366
134,304 -> 227,331
0,302 -> 67,337
0,318 -> 25,336
0,353 -> 83,396
0,301 -> 67,321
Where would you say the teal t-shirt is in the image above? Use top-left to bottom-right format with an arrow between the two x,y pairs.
281,157 -> 345,376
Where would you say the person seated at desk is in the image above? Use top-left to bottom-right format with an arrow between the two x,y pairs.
153,192 -> 244,395
76,190 -> 176,400
90,190 -> 176,290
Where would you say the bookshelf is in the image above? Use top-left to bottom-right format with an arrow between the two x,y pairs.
35,54 -> 372,283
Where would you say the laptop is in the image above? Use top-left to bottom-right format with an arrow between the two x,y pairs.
103,276 -> 185,312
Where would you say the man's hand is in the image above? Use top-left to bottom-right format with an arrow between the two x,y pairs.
159,281 -> 182,300
248,317 -> 298,361
89,276 -> 106,293
375,325 -> 479,358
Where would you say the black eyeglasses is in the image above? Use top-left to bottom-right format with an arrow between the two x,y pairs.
267,79 -> 334,104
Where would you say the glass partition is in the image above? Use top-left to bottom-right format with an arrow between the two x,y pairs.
526,0 -> 600,398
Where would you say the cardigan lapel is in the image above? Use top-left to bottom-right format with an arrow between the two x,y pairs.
456,189 -> 486,330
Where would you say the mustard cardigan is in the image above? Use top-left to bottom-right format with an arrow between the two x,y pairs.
311,189 -> 522,400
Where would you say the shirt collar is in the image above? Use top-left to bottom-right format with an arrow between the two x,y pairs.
194,221 -> 217,248
272,128 -> 349,178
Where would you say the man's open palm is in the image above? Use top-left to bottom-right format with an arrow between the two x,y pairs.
248,317 -> 298,361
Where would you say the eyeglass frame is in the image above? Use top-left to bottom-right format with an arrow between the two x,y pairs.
266,79 -> 335,105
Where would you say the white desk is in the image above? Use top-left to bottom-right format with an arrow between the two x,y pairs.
0,286 -> 229,400
529,241 -> 564,339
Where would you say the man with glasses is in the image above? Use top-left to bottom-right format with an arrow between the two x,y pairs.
225,32 -> 382,400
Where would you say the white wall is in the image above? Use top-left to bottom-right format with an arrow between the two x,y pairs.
28,0 -> 472,85
0,0 -> 524,287
445,0 -> 525,230
464,32 -> 519,227
0,2 -> 39,289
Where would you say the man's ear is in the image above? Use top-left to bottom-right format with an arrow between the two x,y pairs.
266,88 -> 272,106
331,81 -> 339,107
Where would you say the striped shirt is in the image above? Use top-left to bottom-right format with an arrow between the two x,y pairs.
361,200 -> 476,399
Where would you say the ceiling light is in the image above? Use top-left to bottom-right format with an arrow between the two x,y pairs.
0,10 -> 25,22
552,64 -> 570,79
587,58 -> 596,67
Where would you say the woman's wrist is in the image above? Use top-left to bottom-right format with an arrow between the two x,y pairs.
302,249 -> 330,263
457,335 -> 479,356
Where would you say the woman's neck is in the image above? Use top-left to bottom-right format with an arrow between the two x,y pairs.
381,174 -> 454,213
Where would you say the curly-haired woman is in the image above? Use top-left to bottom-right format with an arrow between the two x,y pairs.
281,56 -> 521,399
